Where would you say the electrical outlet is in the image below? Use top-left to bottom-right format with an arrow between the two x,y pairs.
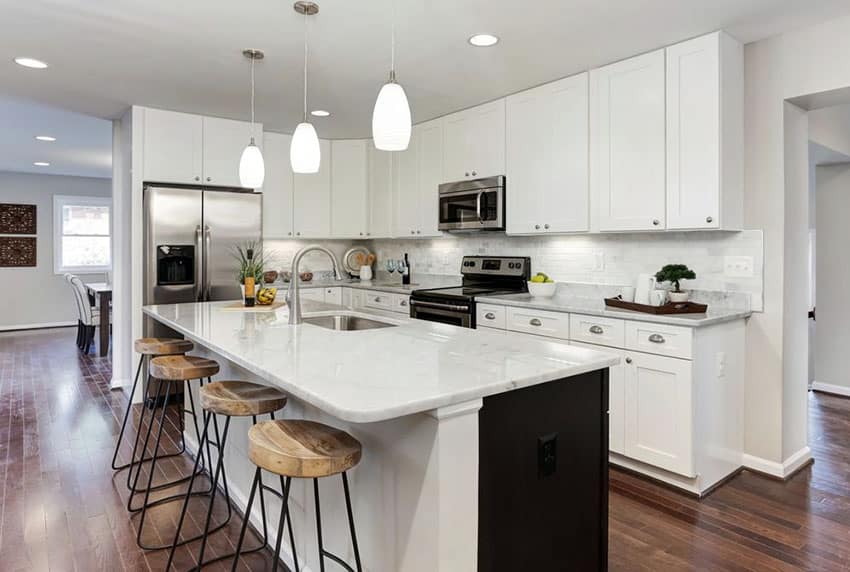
716,352 -> 726,378
593,251 -> 605,272
537,433 -> 558,477
724,256 -> 754,278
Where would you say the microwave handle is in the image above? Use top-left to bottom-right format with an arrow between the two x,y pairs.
476,191 -> 483,222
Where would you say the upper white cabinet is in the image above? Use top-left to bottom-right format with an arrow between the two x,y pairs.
368,145 -> 394,238
331,140 -> 369,238
261,132 -> 294,239
666,32 -> 743,230
293,139 -> 332,238
506,73 -> 589,234
442,99 -> 505,182
142,109 -> 203,185
394,119 -> 443,238
142,108 -> 262,189
590,50 -> 666,232
202,116 -> 263,188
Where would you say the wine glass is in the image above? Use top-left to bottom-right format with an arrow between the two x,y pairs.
385,259 -> 397,274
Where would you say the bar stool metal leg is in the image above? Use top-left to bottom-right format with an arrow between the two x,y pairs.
111,353 -> 145,470
313,473 -> 362,572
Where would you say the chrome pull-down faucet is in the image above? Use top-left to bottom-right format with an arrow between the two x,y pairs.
287,245 -> 343,325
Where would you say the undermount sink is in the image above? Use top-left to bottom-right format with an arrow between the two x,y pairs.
303,314 -> 397,331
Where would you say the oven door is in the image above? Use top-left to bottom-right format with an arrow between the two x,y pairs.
438,188 -> 504,231
410,299 -> 473,328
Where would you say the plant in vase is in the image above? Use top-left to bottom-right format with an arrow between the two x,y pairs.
654,264 -> 696,303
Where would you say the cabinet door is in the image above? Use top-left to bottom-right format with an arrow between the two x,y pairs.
203,116 -> 262,188
261,132 -> 294,239
331,140 -> 369,238
293,139 -> 332,238
572,341 -> 625,455
324,287 -> 342,305
393,130 -> 420,237
666,33 -> 721,229
368,144 -> 394,238
142,108 -> 203,185
416,119 -> 443,237
507,74 -> 589,234
442,99 -> 505,181
591,50 -> 666,231
624,352 -> 694,476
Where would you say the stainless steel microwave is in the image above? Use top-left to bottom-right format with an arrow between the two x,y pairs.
438,175 -> 505,231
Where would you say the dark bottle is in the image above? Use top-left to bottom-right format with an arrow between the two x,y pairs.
402,253 -> 411,285
244,248 -> 256,307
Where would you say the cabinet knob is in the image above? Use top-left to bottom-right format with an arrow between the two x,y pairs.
589,325 -> 604,335
416,230 -> 421,234
359,232 -> 364,236
288,232 -> 292,236
529,318 -> 542,327
296,232 -> 301,236
706,216 -> 713,223
544,223 -> 550,230
485,312 -> 496,320
535,224 -> 541,230
206,177 -> 212,182
652,219 -> 660,226
194,176 -> 201,182
471,171 -> 477,176
465,172 -> 470,177
411,230 -> 415,235
625,357 -> 632,364
400,300 -> 408,306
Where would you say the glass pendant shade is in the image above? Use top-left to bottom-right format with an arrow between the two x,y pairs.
290,121 -> 321,173
372,80 -> 411,151
239,139 -> 265,188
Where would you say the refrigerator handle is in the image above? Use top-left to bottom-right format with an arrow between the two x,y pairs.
204,225 -> 212,300
194,225 -> 204,302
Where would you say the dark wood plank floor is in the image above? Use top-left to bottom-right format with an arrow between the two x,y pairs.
2,327 -> 849,571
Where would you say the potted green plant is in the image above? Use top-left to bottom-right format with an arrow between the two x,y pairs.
654,264 -> 696,303
232,241 -> 265,298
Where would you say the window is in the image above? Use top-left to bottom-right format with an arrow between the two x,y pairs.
53,195 -> 111,273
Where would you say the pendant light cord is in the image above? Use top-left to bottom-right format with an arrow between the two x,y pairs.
303,13 -> 309,122
390,0 -> 396,81
249,54 -> 256,138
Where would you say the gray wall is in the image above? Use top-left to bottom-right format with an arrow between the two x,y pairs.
0,171 -> 111,330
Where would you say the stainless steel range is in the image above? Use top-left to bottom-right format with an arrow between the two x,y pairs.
410,256 -> 530,328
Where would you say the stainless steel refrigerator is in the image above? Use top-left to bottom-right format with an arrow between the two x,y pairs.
143,185 -> 262,337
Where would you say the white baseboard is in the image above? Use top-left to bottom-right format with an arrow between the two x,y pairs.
110,377 -> 132,390
0,321 -> 76,332
811,381 -> 850,398
742,446 -> 813,479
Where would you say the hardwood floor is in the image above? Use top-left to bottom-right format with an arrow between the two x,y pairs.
1,327 -> 849,571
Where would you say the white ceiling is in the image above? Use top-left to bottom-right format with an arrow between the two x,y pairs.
2,0 -> 850,144
0,95 -> 112,178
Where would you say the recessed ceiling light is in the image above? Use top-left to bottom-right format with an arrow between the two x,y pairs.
35,135 -> 56,142
14,57 -> 48,69
33,161 -> 50,167
468,34 -> 499,47
311,110 -> 330,117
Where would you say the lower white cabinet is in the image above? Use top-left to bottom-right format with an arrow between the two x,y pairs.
363,290 -> 410,314
505,306 -> 570,340
343,287 -> 365,309
300,286 -> 342,304
623,351 -> 694,477
323,287 -> 342,305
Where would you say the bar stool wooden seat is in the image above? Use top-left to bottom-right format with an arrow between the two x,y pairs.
112,337 -> 194,475
232,420 -> 364,572
166,381 -> 295,571
132,354 -> 228,551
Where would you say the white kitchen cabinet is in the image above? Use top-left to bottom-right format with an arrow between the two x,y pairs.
345,288 -> 365,309
299,288 -> 325,302
368,145 -> 394,238
506,73 -> 589,234
331,140 -> 369,238
323,287 -> 342,305
476,303 -> 507,330
666,32 -> 743,230
293,139 -> 332,238
623,351 -> 694,477
364,291 -> 394,311
142,108 -> 203,185
261,132 -> 294,239
572,341 -> 626,455
394,119 -> 443,238
505,306 -> 570,340
442,99 -> 505,182
394,294 -> 411,314
590,50 -> 666,231
202,116 -> 263,188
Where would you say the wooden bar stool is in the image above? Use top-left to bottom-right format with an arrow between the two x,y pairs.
113,338 -> 193,475
232,420 -> 363,572
133,354 -> 229,551
166,381 -> 295,571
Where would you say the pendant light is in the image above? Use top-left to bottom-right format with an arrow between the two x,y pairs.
291,1 -> 321,174
372,0 -> 411,151
239,49 -> 266,189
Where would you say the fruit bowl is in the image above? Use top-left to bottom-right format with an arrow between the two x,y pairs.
256,287 -> 277,305
527,281 -> 557,298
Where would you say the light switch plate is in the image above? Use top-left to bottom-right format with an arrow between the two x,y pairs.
724,256 -> 754,278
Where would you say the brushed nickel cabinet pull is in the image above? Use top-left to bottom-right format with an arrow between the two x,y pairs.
589,325 -> 604,335
648,333 -> 666,344
529,318 -> 542,326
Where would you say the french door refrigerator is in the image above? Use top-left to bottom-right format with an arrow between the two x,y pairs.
143,185 -> 262,338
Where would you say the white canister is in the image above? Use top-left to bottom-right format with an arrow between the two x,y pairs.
634,274 -> 656,305
620,286 -> 636,302
650,289 -> 668,306
359,265 -> 373,281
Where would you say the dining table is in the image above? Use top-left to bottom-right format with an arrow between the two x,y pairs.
85,282 -> 112,357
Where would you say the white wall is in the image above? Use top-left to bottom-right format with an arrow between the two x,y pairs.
813,163 -> 850,395
0,171 -> 111,330
809,104 -> 850,157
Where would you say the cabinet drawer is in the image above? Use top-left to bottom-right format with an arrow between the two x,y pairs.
506,307 -> 570,340
477,304 -> 506,330
364,291 -> 394,310
569,314 -> 625,347
324,287 -> 342,305
625,321 -> 692,359
299,288 -> 325,302
393,294 -> 411,314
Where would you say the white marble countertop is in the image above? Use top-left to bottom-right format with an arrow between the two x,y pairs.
143,301 -> 618,423
476,293 -> 751,327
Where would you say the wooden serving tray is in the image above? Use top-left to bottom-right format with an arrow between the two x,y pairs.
219,301 -> 286,312
604,297 -> 707,315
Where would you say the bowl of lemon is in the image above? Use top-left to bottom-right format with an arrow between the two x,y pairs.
527,272 -> 557,298
256,287 -> 278,305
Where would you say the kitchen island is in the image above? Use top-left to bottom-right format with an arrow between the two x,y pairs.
143,300 -> 618,572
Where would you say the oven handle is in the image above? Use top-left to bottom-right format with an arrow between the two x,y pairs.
409,299 -> 470,312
